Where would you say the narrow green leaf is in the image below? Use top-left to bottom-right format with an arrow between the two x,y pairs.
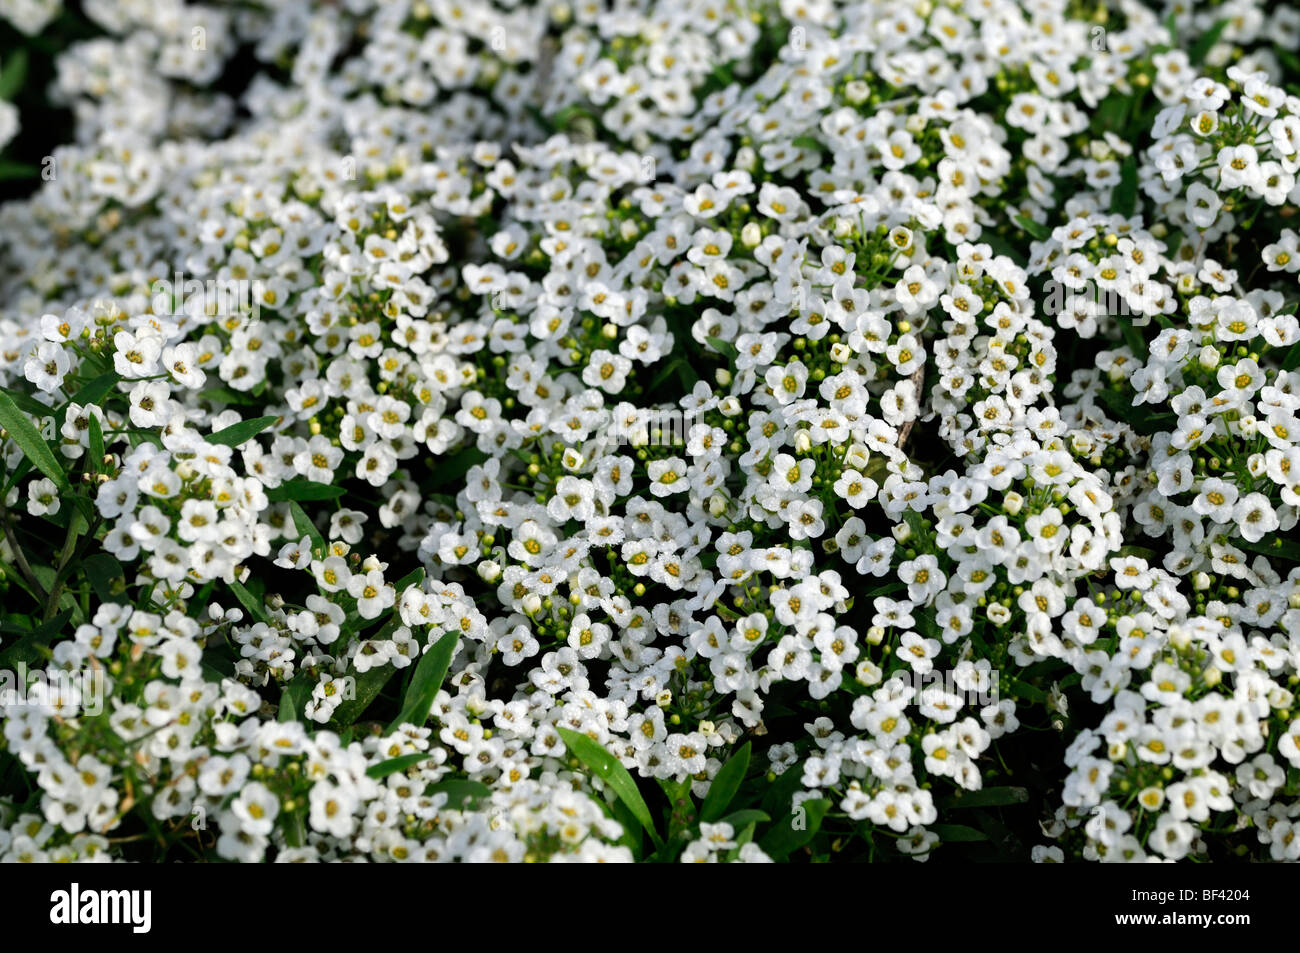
557,726 -> 663,847
278,682 -> 302,723
82,553 -> 126,604
700,741 -> 750,822
938,785 -> 1029,810
657,776 -> 695,842
426,779 -> 492,810
1097,388 -> 1172,434
328,664 -> 395,726
279,671 -> 321,723
67,372 -> 119,408
365,752 -> 433,779
0,49 -> 27,100
1280,339 -> 1300,372
1111,155 -> 1138,217
1189,18 -> 1229,65
0,161 -> 38,182
1014,214 -> 1049,240
1007,679 -> 1047,704
1,386 -> 54,418
266,479 -> 346,502
1090,92 -> 1131,135
1236,535 -> 1300,563
387,631 -> 458,732
0,609 -> 73,668
0,392 -> 70,492
208,415 -> 278,448
229,579 -> 272,624
706,335 -> 738,358
720,808 -> 770,828
289,501 -> 325,552
931,823 -> 989,843
759,797 -> 830,860
88,412 -> 104,463
427,445 -> 487,491
606,796 -> 644,858
393,566 -> 425,596
200,386 -> 259,406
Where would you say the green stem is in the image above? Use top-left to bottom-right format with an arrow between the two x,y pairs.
44,513 -> 101,621
0,496 -> 49,603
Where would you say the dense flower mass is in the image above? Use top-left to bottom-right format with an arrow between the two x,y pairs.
0,0 -> 1299,864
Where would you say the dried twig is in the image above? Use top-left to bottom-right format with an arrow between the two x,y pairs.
896,363 -> 927,453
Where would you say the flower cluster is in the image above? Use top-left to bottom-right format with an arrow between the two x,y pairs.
0,0 -> 1299,864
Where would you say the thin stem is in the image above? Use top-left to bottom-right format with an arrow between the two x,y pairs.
44,513 -> 101,621
0,496 -> 49,603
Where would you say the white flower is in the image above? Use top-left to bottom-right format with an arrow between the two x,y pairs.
24,342 -> 69,393
26,477 -> 59,516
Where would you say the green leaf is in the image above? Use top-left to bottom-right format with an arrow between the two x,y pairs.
938,786 -> 1029,810
706,336 -> 738,359
1014,214 -> 1049,240
279,674 -> 314,723
1280,339 -> 1300,373
656,776 -> 695,844
428,445 -> 487,491
1189,18 -> 1229,65
229,579 -> 272,625
426,779 -> 491,810
931,823 -> 989,843
759,797 -> 830,860
1007,678 -> 1047,704
278,684 -> 301,722
0,49 -> 27,100
1091,92 -> 1131,135
0,161 -> 38,182
266,479 -> 346,502
557,726 -> 663,847
700,741 -> 750,822
0,609 -> 73,669
200,386 -> 260,406
88,412 -> 104,463
386,631 -> 458,732
82,553 -> 125,604
365,752 -> 433,779
1097,388 -> 1172,434
791,135 -> 822,152
1236,535 -> 1300,563
708,63 -> 735,87
724,820 -> 759,861
393,566 -> 425,596
288,501 -> 325,552
208,415 -> 278,448
67,372 -> 120,408
1111,155 -> 1138,217
973,807 -> 1024,859
328,664 -> 396,726
720,808 -> 770,828
606,796 -> 644,857
127,430 -> 163,450
0,392 -> 70,492
0,387 -> 53,419
982,232 -> 1018,261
